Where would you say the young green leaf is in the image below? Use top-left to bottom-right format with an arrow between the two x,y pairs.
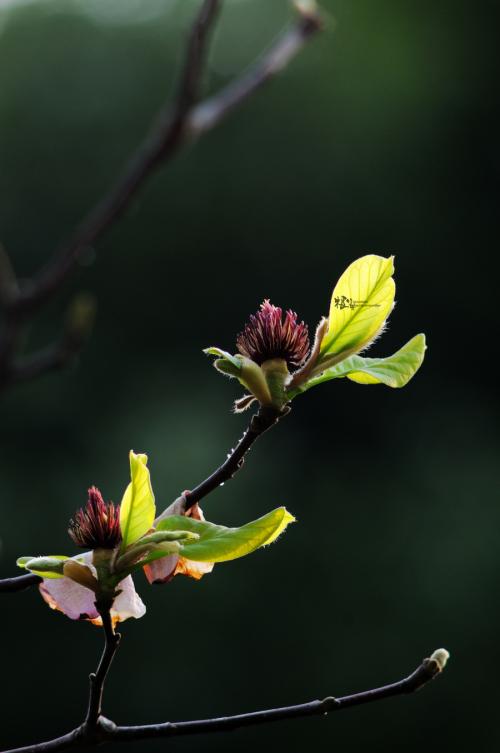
299,334 -> 426,392
17,555 -> 69,579
203,347 -> 242,371
116,530 -> 199,572
156,506 -> 295,563
119,451 -> 156,549
320,255 -> 395,360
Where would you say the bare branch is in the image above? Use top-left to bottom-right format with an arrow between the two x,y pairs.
2,649 -> 449,753
188,10 -> 323,137
2,294 -> 96,390
85,603 -> 121,727
0,573 -> 41,593
5,0 -> 220,317
0,404 -> 288,594
0,243 -> 19,306
185,404 -> 289,510
7,2 -> 322,318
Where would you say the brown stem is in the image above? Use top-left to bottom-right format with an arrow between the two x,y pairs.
185,404 -> 288,510
0,573 -> 42,593
84,603 -> 121,728
0,404 -> 287,594
6,3 -> 323,320
187,11 -> 323,137
6,0 -> 221,319
2,649 -> 449,753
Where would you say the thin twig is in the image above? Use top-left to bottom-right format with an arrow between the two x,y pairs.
0,294 -> 95,392
6,0 -> 221,318
7,3 -> 322,319
0,404 -> 287,593
188,10 -> 323,136
84,603 -> 121,727
0,244 -> 19,306
2,649 -> 449,753
186,404 -> 288,510
0,573 -> 41,593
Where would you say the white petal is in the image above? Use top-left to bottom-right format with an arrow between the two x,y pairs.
40,575 -> 99,621
143,554 -> 179,585
111,575 -> 146,621
39,552 -> 146,625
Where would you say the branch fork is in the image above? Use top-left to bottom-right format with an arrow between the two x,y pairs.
0,0 -> 323,392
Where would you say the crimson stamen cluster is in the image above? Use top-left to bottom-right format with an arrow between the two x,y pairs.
236,300 -> 310,369
68,486 -> 121,549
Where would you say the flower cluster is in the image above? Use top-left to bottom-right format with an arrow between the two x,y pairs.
68,487 -> 121,550
236,300 -> 310,369
17,452 -> 294,626
205,255 -> 426,412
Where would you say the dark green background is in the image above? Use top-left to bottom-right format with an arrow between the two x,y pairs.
0,0 -> 498,750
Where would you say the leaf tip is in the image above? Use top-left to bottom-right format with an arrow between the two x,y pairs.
130,450 -> 148,467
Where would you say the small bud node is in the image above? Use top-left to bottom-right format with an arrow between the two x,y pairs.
429,648 -> 450,672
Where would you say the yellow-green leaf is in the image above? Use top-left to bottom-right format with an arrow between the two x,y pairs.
320,255 -> 396,360
17,555 -> 68,579
203,347 -> 242,371
119,451 -> 156,549
156,507 -> 295,563
300,334 -> 426,392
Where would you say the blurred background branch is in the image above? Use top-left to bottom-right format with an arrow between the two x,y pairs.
0,0 -> 322,394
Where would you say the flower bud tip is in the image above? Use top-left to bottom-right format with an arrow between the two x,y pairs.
429,648 -> 450,671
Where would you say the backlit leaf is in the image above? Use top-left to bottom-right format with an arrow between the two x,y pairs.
320,255 -> 395,361
119,451 -> 156,549
156,507 -> 295,563
17,555 -> 68,579
203,348 -> 242,370
301,334 -> 426,391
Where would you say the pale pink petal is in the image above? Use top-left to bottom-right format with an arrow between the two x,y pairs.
143,554 -> 179,585
154,493 -> 188,525
111,575 -> 146,622
39,552 -> 146,625
144,500 -> 215,584
40,576 -> 99,621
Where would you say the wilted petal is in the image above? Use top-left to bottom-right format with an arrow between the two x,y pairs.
40,574 -> 100,621
144,500 -> 215,584
110,575 -> 146,623
154,492 -> 189,526
174,558 -> 214,580
39,552 -> 145,626
143,553 -> 179,585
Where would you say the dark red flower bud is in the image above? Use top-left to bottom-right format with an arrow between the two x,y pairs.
236,300 -> 310,369
68,486 -> 121,549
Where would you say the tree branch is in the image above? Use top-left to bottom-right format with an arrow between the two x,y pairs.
7,2 -> 322,319
6,0 -> 221,318
185,404 -> 289,510
84,603 -> 121,728
2,649 -> 449,753
188,9 -> 323,137
0,403 -> 288,593
0,573 -> 41,593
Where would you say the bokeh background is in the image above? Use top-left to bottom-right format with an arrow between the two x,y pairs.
0,0 -> 498,750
